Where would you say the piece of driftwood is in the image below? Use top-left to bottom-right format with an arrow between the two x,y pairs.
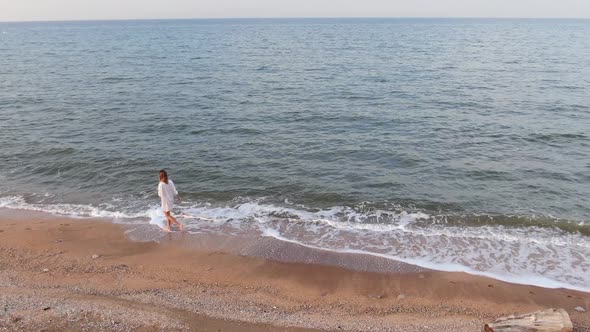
484,308 -> 573,332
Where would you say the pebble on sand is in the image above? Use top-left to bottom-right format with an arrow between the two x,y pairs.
42,268 -> 49,272
92,254 -> 100,259
575,306 -> 586,312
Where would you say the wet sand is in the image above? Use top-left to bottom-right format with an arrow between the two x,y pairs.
0,209 -> 588,331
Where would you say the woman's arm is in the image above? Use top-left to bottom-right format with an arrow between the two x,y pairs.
171,181 -> 181,202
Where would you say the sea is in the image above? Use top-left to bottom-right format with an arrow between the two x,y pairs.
0,18 -> 589,291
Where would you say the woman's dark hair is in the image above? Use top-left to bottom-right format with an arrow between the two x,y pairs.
159,170 -> 169,184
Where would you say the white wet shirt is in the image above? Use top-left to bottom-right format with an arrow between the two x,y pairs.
158,180 -> 178,212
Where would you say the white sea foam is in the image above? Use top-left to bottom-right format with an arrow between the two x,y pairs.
146,206 -> 167,229
175,201 -> 590,292
0,195 -> 146,220
259,226 -> 590,292
1,195 -> 589,292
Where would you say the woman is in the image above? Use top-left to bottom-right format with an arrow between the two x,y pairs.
158,169 -> 183,232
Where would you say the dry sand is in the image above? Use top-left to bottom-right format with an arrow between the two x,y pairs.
0,209 -> 588,331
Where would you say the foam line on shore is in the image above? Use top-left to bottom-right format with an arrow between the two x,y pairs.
259,228 -> 590,293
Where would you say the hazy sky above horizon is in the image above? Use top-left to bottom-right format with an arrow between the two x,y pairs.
1,0 -> 589,22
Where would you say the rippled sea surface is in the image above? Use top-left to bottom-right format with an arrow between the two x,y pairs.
1,18 -> 589,290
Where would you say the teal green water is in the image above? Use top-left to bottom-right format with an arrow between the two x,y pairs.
0,18 -> 589,290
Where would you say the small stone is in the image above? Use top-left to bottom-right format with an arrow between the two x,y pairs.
43,307 -> 51,311
397,294 -> 406,300
91,254 -> 100,259
42,268 -> 49,272
418,274 -> 425,279
575,306 -> 586,312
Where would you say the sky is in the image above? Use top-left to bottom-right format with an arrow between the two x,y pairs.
1,0 -> 589,22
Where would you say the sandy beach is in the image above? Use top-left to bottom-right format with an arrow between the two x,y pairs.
0,209 -> 588,332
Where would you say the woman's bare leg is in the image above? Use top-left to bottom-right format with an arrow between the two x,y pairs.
165,211 -> 183,231
162,211 -> 171,232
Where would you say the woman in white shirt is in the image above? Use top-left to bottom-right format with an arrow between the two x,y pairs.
158,169 -> 183,232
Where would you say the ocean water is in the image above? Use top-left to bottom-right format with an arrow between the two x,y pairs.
1,18 -> 589,291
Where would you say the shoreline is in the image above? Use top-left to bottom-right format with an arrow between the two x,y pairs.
0,209 -> 588,331
2,195 -> 589,292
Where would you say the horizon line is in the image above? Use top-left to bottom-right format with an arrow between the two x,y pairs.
2,16 -> 590,24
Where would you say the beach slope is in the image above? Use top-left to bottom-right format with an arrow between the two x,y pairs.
0,210 -> 588,331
